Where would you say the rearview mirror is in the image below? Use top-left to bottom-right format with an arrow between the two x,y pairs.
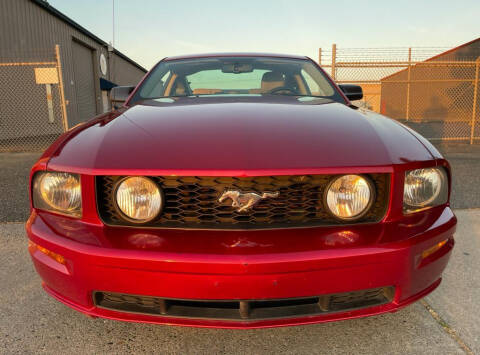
338,84 -> 363,101
110,86 -> 135,109
221,62 -> 253,74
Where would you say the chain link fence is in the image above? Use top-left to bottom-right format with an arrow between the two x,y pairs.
320,45 -> 480,144
0,45 -> 68,152
2,45 -> 479,151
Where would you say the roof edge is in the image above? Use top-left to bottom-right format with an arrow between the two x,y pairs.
31,0 -> 147,73
380,37 -> 480,81
163,52 -> 309,61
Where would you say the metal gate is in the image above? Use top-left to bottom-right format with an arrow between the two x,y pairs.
0,45 -> 68,152
320,45 -> 480,144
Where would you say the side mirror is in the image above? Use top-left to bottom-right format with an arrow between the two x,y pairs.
110,86 -> 135,109
338,84 -> 363,101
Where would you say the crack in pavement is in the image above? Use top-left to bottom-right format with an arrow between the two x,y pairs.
421,299 -> 473,354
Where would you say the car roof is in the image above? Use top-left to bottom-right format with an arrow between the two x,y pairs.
163,52 -> 309,61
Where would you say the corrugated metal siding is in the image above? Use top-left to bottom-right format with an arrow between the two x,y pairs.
0,0 -> 146,128
72,40 -> 97,125
431,41 -> 480,62
111,54 -> 149,86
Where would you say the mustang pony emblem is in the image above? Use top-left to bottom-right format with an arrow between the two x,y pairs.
218,190 -> 280,212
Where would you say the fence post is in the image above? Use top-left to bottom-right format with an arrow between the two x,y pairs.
318,48 -> 322,65
55,44 -> 69,132
406,47 -> 412,121
331,44 -> 337,80
470,58 -> 480,144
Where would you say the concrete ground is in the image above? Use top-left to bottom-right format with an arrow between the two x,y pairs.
435,144 -> 480,209
0,152 -> 40,223
0,211 -> 477,354
0,143 -> 479,354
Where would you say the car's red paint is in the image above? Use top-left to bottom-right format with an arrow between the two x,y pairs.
46,98 -> 434,175
26,54 -> 456,328
26,205 -> 455,328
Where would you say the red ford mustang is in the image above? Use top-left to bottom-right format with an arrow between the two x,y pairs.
26,53 -> 456,328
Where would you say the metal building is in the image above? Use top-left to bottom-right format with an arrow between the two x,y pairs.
0,0 -> 147,151
379,38 -> 480,142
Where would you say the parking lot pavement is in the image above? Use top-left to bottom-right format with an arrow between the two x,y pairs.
0,143 -> 478,224
0,144 -> 477,353
436,144 -> 480,209
0,210 -> 477,354
426,209 -> 480,354
0,152 -> 40,223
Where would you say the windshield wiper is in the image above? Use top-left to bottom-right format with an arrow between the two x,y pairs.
265,93 -> 330,99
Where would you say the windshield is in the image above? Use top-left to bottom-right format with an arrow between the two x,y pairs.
130,56 -> 344,103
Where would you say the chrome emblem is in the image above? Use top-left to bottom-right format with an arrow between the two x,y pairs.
218,190 -> 280,212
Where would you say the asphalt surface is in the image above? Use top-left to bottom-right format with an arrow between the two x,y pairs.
0,143 -> 478,222
0,152 -> 40,223
435,144 -> 480,209
1,211 -> 478,354
0,143 -> 478,353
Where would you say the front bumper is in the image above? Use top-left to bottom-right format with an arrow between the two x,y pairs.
26,207 -> 456,329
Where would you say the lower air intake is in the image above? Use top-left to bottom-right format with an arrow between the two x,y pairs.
93,287 -> 395,321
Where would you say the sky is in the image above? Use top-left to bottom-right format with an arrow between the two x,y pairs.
48,0 -> 480,70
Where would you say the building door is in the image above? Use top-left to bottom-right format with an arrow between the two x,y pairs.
72,41 -> 97,125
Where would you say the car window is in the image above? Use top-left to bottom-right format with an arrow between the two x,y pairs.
133,57 -> 343,103
187,69 -> 269,91
302,69 -> 321,96
301,66 -> 336,97
147,70 -> 171,98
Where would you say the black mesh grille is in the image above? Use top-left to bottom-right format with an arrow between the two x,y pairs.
96,174 -> 389,229
93,287 -> 395,321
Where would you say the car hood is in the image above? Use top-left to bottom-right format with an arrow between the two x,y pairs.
47,97 -> 435,174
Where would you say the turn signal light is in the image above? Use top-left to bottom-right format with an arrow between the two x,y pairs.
421,239 -> 448,260
28,240 -> 66,265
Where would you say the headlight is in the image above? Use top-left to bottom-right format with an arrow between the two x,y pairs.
325,175 -> 374,220
33,172 -> 82,217
403,168 -> 448,213
115,177 -> 163,222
